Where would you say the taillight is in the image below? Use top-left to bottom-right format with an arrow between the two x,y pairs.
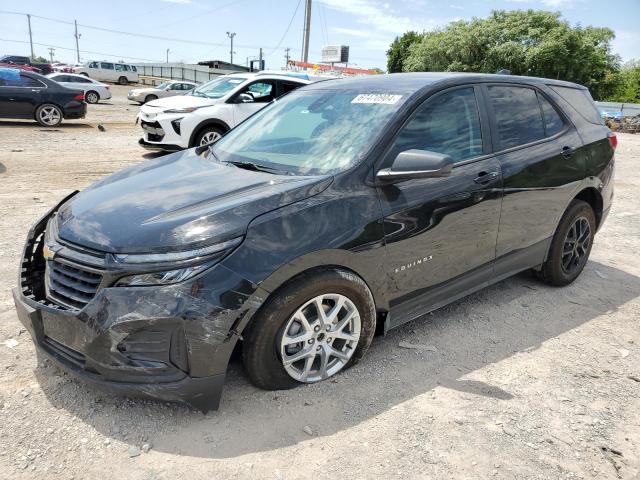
607,131 -> 617,150
74,93 -> 85,101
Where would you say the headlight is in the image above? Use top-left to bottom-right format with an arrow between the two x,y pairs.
164,106 -> 204,114
113,237 -> 241,287
116,263 -> 212,286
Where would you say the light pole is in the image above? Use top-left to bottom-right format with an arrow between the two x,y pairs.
48,47 -> 55,63
74,20 -> 81,63
226,31 -> 236,65
166,48 -> 170,63
301,0 -> 312,62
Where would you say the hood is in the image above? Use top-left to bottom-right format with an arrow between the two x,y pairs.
142,94 -> 218,111
56,149 -> 331,253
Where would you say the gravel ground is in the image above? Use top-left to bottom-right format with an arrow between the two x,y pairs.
0,86 -> 638,480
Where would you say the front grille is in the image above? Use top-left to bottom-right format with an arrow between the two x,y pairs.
46,259 -> 103,310
141,120 -> 165,141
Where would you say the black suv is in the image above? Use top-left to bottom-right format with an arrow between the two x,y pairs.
13,73 -> 615,411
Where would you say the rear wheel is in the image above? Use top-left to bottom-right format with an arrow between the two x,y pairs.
79,72 -> 89,77
536,200 -> 596,286
35,104 -> 63,127
144,94 -> 158,103
85,91 -> 99,104
242,269 -> 376,390
194,126 -> 224,147
118,76 -> 128,85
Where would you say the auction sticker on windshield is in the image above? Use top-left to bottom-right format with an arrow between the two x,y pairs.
351,94 -> 402,104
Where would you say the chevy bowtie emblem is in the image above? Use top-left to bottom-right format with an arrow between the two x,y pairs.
43,244 -> 56,261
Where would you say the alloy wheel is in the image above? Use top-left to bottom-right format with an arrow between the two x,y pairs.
279,293 -> 361,383
39,106 -> 61,126
561,216 -> 591,274
86,92 -> 99,103
199,131 -> 221,146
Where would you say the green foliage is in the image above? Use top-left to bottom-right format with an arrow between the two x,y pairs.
386,31 -> 421,73
609,61 -> 640,103
32,55 -> 51,63
396,10 -> 620,100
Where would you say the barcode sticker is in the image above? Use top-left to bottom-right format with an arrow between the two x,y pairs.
351,94 -> 402,104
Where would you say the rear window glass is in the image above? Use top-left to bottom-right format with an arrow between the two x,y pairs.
538,94 -> 564,137
551,86 -> 602,125
488,86 -> 545,150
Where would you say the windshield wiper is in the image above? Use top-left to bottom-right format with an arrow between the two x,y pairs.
227,160 -> 286,175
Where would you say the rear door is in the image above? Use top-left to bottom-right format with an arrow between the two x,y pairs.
485,83 -> 585,277
0,73 -> 45,118
377,85 -> 503,327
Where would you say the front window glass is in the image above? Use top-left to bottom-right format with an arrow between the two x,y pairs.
211,89 -> 406,175
190,76 -> 245,99
386,87 -> 483,164
115,64 -> 126,71
156,82 -> 171,90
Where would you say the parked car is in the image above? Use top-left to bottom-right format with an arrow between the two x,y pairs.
127,80 -> 197,104
51,63 -> 75,73
137,72 -> 310,150
47,73 -> 111,104
73,61 -> 139,85
0,55 -> 52,75
12,72 -> 615,412
0,68 -> 86,126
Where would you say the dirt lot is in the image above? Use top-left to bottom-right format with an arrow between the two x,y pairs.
0,85 -> 638,480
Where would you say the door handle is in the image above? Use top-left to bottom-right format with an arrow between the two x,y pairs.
561,146 -> 575,158
474,171 -> 499,184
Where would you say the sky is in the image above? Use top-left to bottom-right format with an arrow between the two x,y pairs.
0,0 -> 638,70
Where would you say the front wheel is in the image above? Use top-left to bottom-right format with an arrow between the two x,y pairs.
35,104 -> 63,127
242,269 -> 376,390
535,200 -> 596,286
144,94 -> 158,103
194,126 -> 224,147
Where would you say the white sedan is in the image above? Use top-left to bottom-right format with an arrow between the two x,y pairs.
46,73 -> 111,104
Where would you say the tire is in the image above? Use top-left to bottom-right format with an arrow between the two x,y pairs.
242,269 -> 376,390
193,126 -> 224,147
35,104 -> 63,127
144,94 -> 158,103
79,72 -> 89,77
536,200 -> 596,286
118,76 -> 128,85
85,91 -> 99,104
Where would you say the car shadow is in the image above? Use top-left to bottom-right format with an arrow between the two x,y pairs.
0,120 -> 93,129
0,162 -> 5,174
35,260 -> 640,459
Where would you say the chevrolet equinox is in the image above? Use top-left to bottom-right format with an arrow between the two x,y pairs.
13,73 -> 615,411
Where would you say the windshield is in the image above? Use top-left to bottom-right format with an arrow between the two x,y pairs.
190,76 -> 246,99
211,89 -> 405,175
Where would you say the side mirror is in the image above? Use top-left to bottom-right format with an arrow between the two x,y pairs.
377,149 -> 453,181
236,93 -> 254,103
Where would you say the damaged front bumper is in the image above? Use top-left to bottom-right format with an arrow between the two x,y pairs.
13,199 -> 266,412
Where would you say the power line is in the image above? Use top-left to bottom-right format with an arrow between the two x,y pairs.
264,0 -> 303,57
0,10 -> 278,50
0,38 -> 162,62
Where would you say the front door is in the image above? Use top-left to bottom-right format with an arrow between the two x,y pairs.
376,85 -> 503,327
231,80 -> 276,126
0,73 -> 43,118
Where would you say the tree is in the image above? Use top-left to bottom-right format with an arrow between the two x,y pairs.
396,10 -> 620,100
386,31 -> 421,73
609,60 -> 640,103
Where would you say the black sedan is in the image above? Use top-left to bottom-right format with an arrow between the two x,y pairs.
0,68 -> 86,127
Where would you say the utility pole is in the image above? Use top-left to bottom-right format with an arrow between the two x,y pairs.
226,31 -> 236,65
301,0 -> 312,62
166,48 -> 170,63
74,20 -> 81,63
284,47 -> 291,68
48,47 -> 55,63
258,47 -> 263,71
27,14 -> 34,60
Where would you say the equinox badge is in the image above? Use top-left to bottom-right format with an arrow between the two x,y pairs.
394,255 -> 433,274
